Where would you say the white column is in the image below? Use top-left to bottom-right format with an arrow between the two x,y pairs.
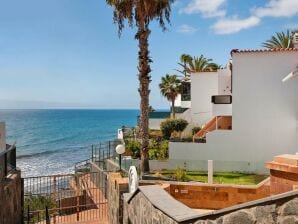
208,160 -> 213,184
0,122 -> 6,153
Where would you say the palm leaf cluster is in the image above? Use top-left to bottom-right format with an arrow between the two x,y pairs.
106,0 -> 174,35
177,54 -> 221,77
262,30 -> 297,49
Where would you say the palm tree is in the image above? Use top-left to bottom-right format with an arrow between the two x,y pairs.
262,30 -> 294,49
186,55 -> 220,73
159,74 -> 181,119
106,0 -> 174,174
176,54 -> 193,78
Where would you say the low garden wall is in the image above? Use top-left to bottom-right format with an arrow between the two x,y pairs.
123,185 -> 298,224
164,180 -> 270,210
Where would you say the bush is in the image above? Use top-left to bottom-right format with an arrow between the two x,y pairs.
173,166 -> 187,182
149,139 -> 168,160
125,140 -> 141,158
192,126 -> 201,135
160,119 -> 188,140
149,129 -> 163,141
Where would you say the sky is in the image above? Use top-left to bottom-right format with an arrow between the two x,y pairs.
0,0 -> 298,109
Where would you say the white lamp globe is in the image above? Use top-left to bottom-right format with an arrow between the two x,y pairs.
115,144 -> 125,155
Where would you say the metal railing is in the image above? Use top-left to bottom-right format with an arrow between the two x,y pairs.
74,140 -> 120,173
0,144 -> 16,179
23,172 -> 108,224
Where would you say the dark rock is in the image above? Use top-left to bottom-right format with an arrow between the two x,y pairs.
278,216 -> 298,224
223,210 -> 256,224
252,204 -> 276,223
279,198 -> 298,216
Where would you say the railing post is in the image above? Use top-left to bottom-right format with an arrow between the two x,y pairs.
46,206 -> 50,224
53,176 -> 57,224
4,152 -> 7,177
27,205 -> 30,224
76,174 -> 80,221
91,145 -> 94,162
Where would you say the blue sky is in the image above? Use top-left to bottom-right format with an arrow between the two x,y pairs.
0,0 -> 298,109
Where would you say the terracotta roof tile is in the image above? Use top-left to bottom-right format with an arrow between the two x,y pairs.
231,48 -> 298,55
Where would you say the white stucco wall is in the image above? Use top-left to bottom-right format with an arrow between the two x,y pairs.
170,51 -> 298,173
149,119 -> 165,130
191,72 -> 218,127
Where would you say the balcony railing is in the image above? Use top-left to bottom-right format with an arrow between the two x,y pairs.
0,144 -> 16,178
212,95 -> 232,104
181,94 -> 191,101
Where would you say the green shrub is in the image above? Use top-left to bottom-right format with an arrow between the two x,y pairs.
125,140 -> 140,158
148,140 -> 168,160
174,166 -> 187,182
192,126 -> 201,135
160,119 -> 188,140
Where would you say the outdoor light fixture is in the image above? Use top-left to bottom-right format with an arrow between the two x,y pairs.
115,144 -> 125,171
282,66 -> 298,82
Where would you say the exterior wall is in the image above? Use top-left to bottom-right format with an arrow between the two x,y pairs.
107,173 -> 128,224
191,72 -> 218,126
0,170 -> 22,224
170,52 -> 298,173
212,104 -> 232,116
218,69 -> 232,95
123,192 -> 177,224
148,118 -> 165,130
195,195 -> 298,224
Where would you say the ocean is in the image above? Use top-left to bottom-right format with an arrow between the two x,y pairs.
0,109 -> 139,177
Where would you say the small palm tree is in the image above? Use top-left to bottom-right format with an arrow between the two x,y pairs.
176,54 -> 193,77
159,75 -> 181,119
263,30 -> 294,49
106,0 -> 174,175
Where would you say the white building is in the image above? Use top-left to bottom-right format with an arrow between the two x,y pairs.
170,48 -> 298,173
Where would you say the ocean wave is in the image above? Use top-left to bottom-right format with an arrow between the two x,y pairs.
16,145 -> 88,159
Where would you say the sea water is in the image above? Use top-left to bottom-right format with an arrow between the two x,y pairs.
0,109 -> 138,177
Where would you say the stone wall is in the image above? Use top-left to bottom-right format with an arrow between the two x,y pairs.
123,187 -> 297,224
108,173 -> 128,224
123,191 -> 179,224
195,192 -> 298,224
0,169 -> 22,224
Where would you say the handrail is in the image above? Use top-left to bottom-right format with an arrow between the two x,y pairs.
0,143 -> 17,178
0,142 -> 16,156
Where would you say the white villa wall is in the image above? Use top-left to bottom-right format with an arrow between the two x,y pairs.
218,69 -> 232,95
149,119 -> 165,130
174,94 -> 181,107
170,51 -> 298,173
191,72 -> 218,127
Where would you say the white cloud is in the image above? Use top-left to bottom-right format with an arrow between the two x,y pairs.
176,24 -> 198,34
254,0 -> 298,18
181,0 -> 226,18
212,16 -> 261,35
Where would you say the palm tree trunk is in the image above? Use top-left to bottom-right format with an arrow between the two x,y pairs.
172,98 -> 175,119
136,24 -> 151,176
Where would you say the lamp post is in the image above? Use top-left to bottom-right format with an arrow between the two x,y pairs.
115,144 -> 125,171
